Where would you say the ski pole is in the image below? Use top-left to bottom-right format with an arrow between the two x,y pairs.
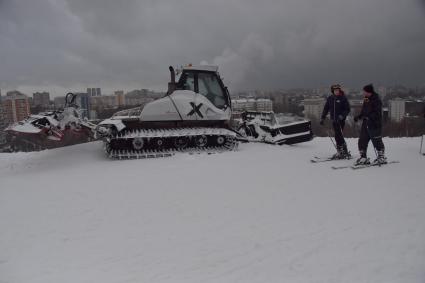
326,123 -> 338,151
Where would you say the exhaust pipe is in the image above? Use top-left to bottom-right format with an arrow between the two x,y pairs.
169,66 -> 175,83
167,66 -> 176,95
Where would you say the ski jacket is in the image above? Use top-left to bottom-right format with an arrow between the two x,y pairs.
356,92 -> 382,129
321,93 -> 350,121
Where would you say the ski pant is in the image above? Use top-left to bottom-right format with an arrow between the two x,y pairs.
332,120 -> 346,149
358,121 -> 385,156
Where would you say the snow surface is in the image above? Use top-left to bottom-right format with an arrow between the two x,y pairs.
0,138 -> 424,283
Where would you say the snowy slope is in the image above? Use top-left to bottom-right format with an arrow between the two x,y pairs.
0,138 -> 424,283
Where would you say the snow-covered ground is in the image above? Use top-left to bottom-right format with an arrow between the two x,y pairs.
1,138 -> 424,283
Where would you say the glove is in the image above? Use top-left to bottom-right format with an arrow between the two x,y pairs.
319,119 -> 325,126
338,115 -> 344,121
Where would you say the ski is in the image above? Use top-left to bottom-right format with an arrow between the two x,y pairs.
331,165 -> 352,170
311,157 -> 334,163
311,155 -> 352,163
351,160 -> 400,170
332,160 -> 400,170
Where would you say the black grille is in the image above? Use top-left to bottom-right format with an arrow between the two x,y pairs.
279,121 -> 311,135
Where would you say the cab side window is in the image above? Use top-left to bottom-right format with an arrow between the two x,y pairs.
198,72 -> 227,109
179,73 -> 195,92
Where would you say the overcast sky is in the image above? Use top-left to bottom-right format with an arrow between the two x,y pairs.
1,0 -> 425,96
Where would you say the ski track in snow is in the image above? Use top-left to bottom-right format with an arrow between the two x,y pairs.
0,138 -> 424,283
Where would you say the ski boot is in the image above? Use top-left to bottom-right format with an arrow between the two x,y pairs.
332,145 -> 351,160
342,151 -> 352,160
342,144 -> 352,159
331,152 -> 343,160
355,151 -> 370,165
372,150 -> 387,165
355,156 -> 370,165
331,146 -> 344,159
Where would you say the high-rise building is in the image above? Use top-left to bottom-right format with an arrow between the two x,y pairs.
53,96 -> 66,109
0,91 -> 7,144
232,98 -> 273,112
232,99 -> 254,112
1,92 -> 31,125
90,95 -> 118,109
87,88 -> 101,97
33,92 -> 50,108
302,97 -> 325,119
377,86 -> 387,98
6,90 -> 23,97
76,93 -> 91,119
124,95 -> 154,107
114,90 -> 125,107
405,100 -> 425,118
389,99 -> 405,122
256,98 -> 273,112
89,110 -> 98,120
389,98 -> 425,122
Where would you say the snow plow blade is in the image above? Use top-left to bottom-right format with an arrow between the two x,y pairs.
267,121 -> 313,145
237,111 -> 313,145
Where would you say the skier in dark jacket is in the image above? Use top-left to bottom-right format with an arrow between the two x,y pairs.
354,84 -> 387,165
320,84 -> 351,159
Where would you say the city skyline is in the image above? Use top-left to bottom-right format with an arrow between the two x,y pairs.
1,82 -> 425,100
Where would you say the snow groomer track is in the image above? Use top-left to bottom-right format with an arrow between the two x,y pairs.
104,127 -> 238,159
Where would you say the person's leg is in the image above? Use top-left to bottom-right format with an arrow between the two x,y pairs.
369,127 -> 387,163
333,121 -> 344,148
358,122 -> 369,157
356,122 -> 370,164
332,121 -> 345,158
369,128 -> 384,152
339,121 -> 350,156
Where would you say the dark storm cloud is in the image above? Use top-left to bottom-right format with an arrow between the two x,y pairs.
1,0 -> 425,95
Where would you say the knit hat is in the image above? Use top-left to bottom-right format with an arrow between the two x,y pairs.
363,84 -> 374,93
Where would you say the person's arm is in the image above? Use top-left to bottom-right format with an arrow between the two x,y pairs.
321,98 -> 330,120
342,97 -> 350,118
367,98 -> 382,123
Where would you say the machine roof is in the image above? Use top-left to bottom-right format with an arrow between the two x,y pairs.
182,65 -> 218,72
